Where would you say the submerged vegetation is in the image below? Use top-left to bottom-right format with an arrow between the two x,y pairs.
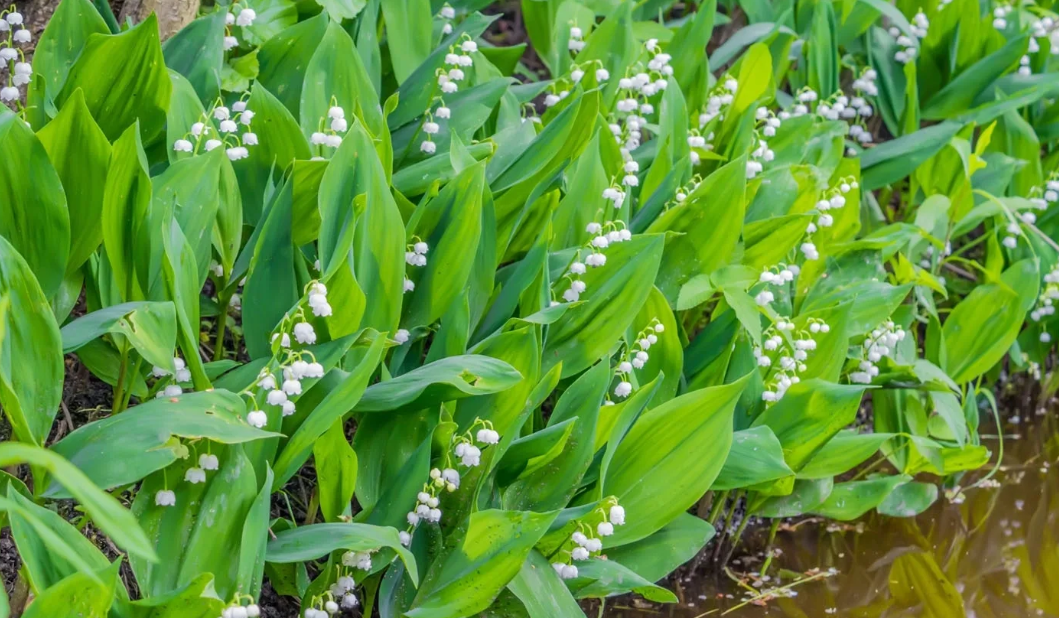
1,0 -> 1058,615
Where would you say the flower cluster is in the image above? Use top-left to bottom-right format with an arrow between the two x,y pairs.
152,356 -> 193,398
0,6 -> 32,107
1001,218 -> 1024,249
802,176 -> 857,259
610,319 -> 664,402
568,25 -> 586,52
849,320 -> 905,383
785,88 -> 819,118
327,573 -> 359,611
755,316 -> 828,402
239,281 -> 332,429
547,59 -> 609,108
310,103 -> 350,154
604,39 -> 675,155
437,3 -> 456,35
754,265 -> 796,307
402,420 -> 499,542
403,238 -> 429,292
174,98 -> 258,161
746,137 -> 774,179
217,597 -> 261,618
551,498 -> 627,579
992,4 -> 1013,30
552,219 -> 628,304
422,37 -> 477,153
1029,16 -> 1059,55
890,12 -> 928,64
1029,267 -> 1059,343
1026,177 -> 1059,220
223,2 -> 257,50
698,76 -> 739,127
405,468 -> 459,536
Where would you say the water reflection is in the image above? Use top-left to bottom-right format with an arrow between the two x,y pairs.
603,414 -> 1058,618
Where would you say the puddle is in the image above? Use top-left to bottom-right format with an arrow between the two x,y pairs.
603,414 -> 1059,617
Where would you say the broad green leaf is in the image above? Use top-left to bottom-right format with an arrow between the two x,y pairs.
603,376 -> 749,546
315,419 -> 358,523
605,514 -> 716,583
381,0 -> 431,84
545,234 -> 664,378
712,426 -> 793,490
153,147 -> 225,285
118,574 -> 226,618
877,481 -> 938,517
566,558 -> 677,603
36,88 -> 111,276
102,122 -> 155,302
942,282 -> 1026,384
0,442 -> 156,562
242,179 -> 298,359
21,562 -> 119,618
358,354 -> 521,413
267,522 -> 418,584
407,509 -> 558,617
28,0 -> 109,103
58,14 -> 172,142
647,156 -> 746,305
6,487 -> 111,589
233,83 -> 311,224
47,390 -> 277,494
504,360 -> 608,510
0,113 -> 71,299
162,10 -> 225,104
508,550 -> 587,618
404,163 -> 486,328
132,445 -> 260,599
753,478 -> 834,517
752,380 -> 867,471
797,430 -> 893,479
300,21 -> 382,141
60,301 -> 176,370
811,474 -> 911,520
0,236 -> 64,446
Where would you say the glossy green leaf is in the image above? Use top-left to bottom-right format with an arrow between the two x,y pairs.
0,442 -> 156,562
0,113 -> 71,300
406,509 -> 557,617
545,234 -> 664,378
712,426 -> 793,490
0,236 -> 64,446
57,14 -> 172,142
60,301 -> 176,370
603,376 -> 749,547
36,88 -> 111,276
356,354 -> 522,413
267,522 -> 418,584
47,390 -> 277,495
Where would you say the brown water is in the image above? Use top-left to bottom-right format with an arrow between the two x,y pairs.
604,412 -> 1059,618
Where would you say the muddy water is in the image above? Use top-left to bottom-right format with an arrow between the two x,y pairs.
605,414 -> 1059,618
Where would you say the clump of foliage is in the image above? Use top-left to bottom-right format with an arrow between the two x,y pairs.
0,0 -> 1057,615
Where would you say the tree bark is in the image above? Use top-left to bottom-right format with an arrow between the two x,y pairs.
118,0 -> 198,40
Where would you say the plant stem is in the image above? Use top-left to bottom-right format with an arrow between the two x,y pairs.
722,513 -> 751,566
112,338 -> 131,413
214,290 -> 231,362
707,490 -> 729,525
758,519 -> 781,577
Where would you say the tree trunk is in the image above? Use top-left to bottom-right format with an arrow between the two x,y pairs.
118,0 -> 198,40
